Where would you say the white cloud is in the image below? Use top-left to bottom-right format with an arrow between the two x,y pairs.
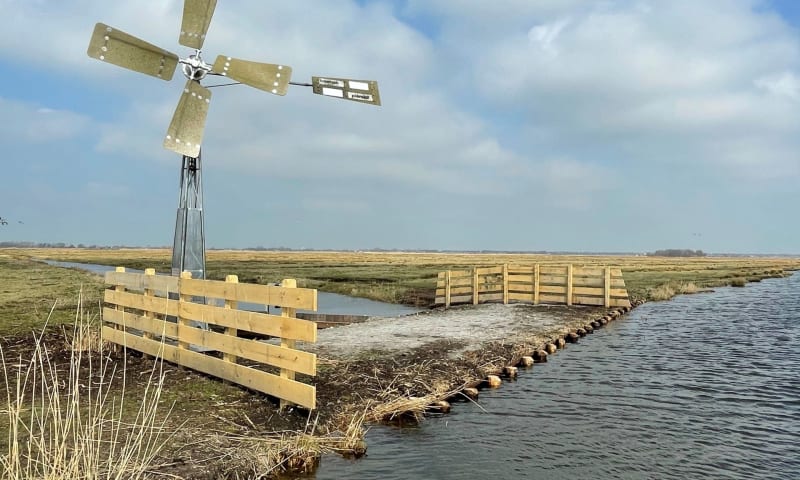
755,72 -> 800,101
528,18 -> 571,56
446,1 -> 800,180
0,98 -> 92,143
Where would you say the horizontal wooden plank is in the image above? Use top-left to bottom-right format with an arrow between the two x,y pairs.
476,266 -> 504,275
177,325 -> 316,375
507,285 -> 535,293
573,286 -> 603,296
103,307 -> 178,338
508,267 -> 536,275
449,277 -> 473,288
104,290 -> 179,317
449,295 -> 473,304
480,293 -> 504,302
572,296 -> 606,306
508,292 -> 535,302
435,286 -> 473,296
572,267 -> 605,277
540,266 -> 568,275
539,275 -> 568,285
181,278 -> 317,311
434,295 -> 474,305
610,298 -> 632,307
572,278 -> 627,288
105,271 -> 179,293
477,284 -> 503,294
539,293 -> 568,304
450,270 -> 473,279
508,274 -> 533,283
540,285 -> 567,294
180,301 -> 317,343
102,327 -> 316,409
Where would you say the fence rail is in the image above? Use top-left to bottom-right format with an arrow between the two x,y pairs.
103,267 -> 318,410
435,264 -> 631,309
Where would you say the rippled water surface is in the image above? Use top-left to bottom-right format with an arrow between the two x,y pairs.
315,274 -> 800,479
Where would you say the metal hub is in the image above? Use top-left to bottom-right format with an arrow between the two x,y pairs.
181,50 -> 212,81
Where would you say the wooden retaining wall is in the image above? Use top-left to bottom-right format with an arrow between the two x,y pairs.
435,264 -> 631,309
103,267 -> 318,410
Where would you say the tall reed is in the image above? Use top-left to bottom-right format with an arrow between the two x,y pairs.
0,293 -> 176,479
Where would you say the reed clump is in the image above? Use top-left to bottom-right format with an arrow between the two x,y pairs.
648,281 -> 700,301
212,411 -> 368,479
0,295 -> 175,480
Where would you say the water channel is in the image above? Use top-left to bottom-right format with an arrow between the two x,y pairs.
312,273 -> 799,479
43,260 -> 419,317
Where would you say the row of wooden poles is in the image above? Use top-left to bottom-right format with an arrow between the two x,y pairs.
395,301 -> 644,418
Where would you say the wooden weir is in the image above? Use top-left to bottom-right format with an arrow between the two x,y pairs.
103,267 -> 318,410
435,264 -> 631,309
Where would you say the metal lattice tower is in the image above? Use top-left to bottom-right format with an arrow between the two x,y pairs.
87,1 -> 380,279
172,154 -> 205,279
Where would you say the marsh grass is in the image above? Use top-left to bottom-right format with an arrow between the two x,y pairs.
10,248 -> 799,306
0,294 -> 176,479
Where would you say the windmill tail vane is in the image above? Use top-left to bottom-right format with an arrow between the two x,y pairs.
87,0 -> 381,158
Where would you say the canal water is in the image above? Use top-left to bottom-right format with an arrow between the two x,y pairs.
313,273 -> 800,479
43,260 -> 420,317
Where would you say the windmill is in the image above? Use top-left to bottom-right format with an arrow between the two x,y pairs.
87,0 -> 380,280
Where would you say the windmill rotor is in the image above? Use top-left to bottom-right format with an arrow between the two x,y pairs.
87,0 -> 381,282
87,0 -> 381,158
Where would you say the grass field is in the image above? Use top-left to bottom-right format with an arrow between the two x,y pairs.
1,247 -> 798,477
3,248 -> 799,308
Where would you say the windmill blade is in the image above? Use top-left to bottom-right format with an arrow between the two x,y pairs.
212,56 -> 292,95
87,23 -> 179,81
164,80 -> 212,158
311,76 -> 381,106
180,0 -> 217,49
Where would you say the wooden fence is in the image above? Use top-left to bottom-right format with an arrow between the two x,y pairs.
435,264 -> 631,309
103,267 -> 318,410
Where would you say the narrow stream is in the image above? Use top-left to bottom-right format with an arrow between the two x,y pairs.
43,260 -> 419,317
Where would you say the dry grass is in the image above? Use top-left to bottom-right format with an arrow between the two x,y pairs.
648,281 -> 701,301
0,295 -> 176,479
211,412 -> 368,479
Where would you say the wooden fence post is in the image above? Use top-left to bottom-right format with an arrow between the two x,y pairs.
503,264 -> 509,305
143,268 -> 155,359
280,278 -> 298,411
445,271 -> 451,309
604,266 -> 611,308
566,264 -> 574,306
112,267 -> 126,352
178,271 -> 192,351
533,264 -> 540,305
472,267 -> 479,305
223,275 -> 239,364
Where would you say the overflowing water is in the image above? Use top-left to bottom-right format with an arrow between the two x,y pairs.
314,273 -> 800,479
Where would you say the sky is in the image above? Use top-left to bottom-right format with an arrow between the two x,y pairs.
0,0 -> 798,254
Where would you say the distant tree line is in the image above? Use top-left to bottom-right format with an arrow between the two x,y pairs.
648,249 -> 706,257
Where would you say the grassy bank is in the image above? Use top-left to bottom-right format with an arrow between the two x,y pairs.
5,248 -> 800,305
